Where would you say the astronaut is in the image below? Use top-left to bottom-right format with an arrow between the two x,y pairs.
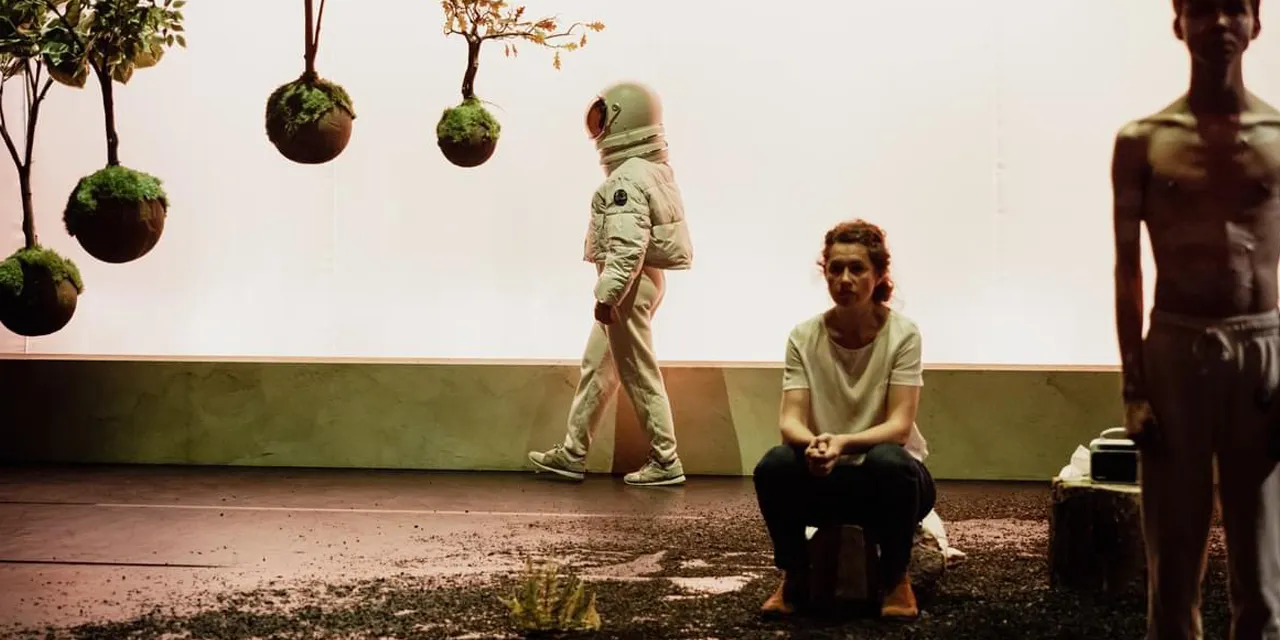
528,81 -> 693,487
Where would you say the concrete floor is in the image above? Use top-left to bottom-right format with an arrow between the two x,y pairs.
0,466 -> 768,631
0,465 -> 1060,639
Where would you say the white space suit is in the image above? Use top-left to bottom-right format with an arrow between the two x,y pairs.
529,81 -> 693,487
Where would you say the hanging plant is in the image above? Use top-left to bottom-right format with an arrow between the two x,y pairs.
265,0 -> 354,165
46,0 -> 185,265
0,1 -> 85,336
438,0 -> 603,168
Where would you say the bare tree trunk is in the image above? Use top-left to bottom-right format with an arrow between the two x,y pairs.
7,73 -> 53,249
97,65 -> 120,166
461,39 -> 481,101
19,169 -> 36,249
303,0 -> 316,80
21,79 -> 49,249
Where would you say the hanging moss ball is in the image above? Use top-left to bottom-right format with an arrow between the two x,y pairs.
265,75 -> 356,165
64,165 -> 169,264
0,246 -> 83,337
437,99 -> 501,168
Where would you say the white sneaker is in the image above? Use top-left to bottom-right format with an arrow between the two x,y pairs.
528,446 -> 586,481
623,457 -> 686,486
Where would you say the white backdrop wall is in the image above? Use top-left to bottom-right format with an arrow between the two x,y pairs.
2,0 -> 1278,364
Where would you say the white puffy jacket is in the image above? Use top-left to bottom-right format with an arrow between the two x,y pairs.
583,157 -> 693,306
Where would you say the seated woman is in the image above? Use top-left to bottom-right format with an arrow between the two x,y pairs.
754,219 -> 936,619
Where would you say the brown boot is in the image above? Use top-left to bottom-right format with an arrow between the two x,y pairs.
880,574 -> 918,619
760,571 -> 804,616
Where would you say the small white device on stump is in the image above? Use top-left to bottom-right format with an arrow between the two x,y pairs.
1089,427 -> 1139,484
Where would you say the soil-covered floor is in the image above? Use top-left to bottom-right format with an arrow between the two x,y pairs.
0,465 -> 1230,639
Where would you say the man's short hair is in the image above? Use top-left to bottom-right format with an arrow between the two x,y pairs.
1172,0 -> 1261,15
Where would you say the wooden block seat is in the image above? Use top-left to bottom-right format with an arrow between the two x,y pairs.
805,522 -> 949,614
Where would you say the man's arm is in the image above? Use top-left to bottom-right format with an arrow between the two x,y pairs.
593,178 -> 651,307
1112,122 -> 1150,402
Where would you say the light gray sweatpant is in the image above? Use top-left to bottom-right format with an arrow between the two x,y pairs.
1141,309 -> 1280,640
561,266 -> 678,465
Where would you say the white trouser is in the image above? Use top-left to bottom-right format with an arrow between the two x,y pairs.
561,266 -> 678,465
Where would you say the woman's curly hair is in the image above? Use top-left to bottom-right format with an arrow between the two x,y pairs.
818,219 -> 894,304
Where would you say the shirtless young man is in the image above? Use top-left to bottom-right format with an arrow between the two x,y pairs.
1113,1 -> 1280,638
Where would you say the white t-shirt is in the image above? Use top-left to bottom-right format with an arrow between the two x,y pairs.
782,308 -> 929,463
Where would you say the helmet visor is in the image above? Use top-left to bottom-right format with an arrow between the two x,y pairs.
585,97 -> 608,139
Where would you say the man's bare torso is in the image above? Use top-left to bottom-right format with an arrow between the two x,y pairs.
1130,96 -> 1280,317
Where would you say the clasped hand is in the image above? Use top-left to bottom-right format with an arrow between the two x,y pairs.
805,433 -> 842,477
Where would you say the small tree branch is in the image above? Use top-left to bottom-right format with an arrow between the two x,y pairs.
479,21 -> 590,44
0,80 -> 22,169
21,60 -> 36,164
36,68 -> 52,104
25,58 -> 37,99
37,76 -> 53,104
26,77 -> 53,168
312,0 -> 326,58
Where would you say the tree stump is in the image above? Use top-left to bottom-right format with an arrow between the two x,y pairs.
1048,476 -> 1145,595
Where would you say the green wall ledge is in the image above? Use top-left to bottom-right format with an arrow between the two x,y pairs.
0,358 -> 1122,480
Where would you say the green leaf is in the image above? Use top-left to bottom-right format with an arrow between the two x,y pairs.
110,59 -> 133,83
131,39 -> 162,67
44,56 -> 88,87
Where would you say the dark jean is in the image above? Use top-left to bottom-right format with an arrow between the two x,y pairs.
753,442 -> 936,584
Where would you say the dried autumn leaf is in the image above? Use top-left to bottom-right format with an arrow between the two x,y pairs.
441,1 -> 603,69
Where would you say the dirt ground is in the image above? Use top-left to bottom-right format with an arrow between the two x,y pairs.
0,465 -> 1230,640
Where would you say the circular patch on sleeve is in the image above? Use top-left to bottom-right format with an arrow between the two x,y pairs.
613,189 -> 628,207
